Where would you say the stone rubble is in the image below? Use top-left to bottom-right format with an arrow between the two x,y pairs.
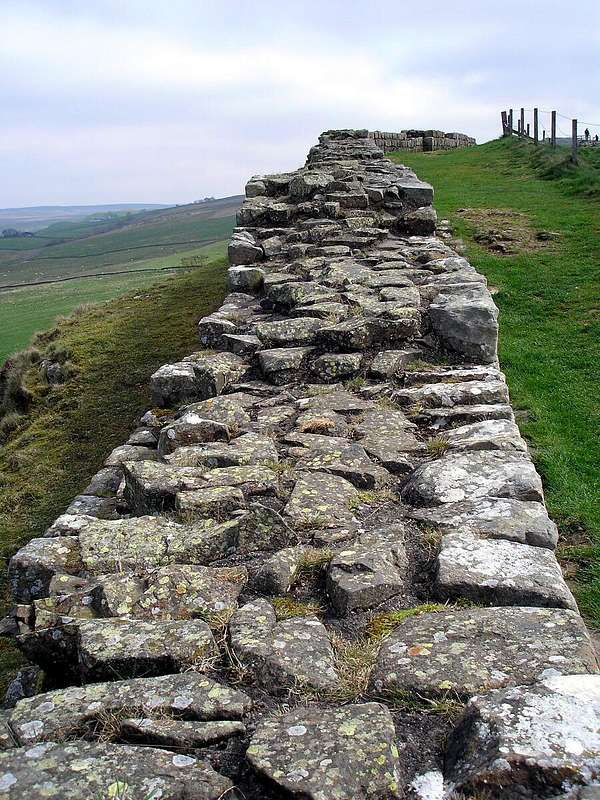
1,129 -> 598,800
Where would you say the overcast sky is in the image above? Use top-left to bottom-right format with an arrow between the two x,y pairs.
2,0 -> 599,207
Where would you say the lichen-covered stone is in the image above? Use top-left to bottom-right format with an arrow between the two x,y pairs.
429,283 -> 499,364
228,265 -> 265,293
0,740 -> 231,798
311,352 -> 362,381
104,443 -> 160,466
435,532 -> 577,609
291,436 -> 387,488
8,672 -> 251,745
124,461 -> 206,513
441,418 -> 528,452
175,485 -> 245,518
402,451 -> 544,506
133,564 -> 247,620
150,361 -> 201,407
157,415 -> 230,456
285,472 -> 358,529
182,352 -> 246,399
246,702 -> 402,799
253,545 -> 309,594
78,618 -> 217,680
78,515 -> 238,572
256,317 -> 322,347
327,527 -> 408,614
370,607 -> 597,699
9,537 -> 82,603
445,675 -> 600,798
230,599 -> 338,692
120,717 -> 246,748
395,380 -> 509,410
259,346 -> 315,384
409,497 -> 558,549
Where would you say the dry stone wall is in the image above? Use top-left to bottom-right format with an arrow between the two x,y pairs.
1,129 -> 599,800
369,130 -> 475,153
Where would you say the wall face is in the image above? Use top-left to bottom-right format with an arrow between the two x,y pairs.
370,129 -> 476,152
2,129 -> 599,800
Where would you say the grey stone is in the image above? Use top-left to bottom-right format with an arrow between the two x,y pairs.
150,361 -> 201,408
442,418 -> 527,452
123,462 -> 207,512
311,352 -> 362,381
78,618 -> 217,680
435,532 -> 577,609
259,346 -> 315,384
9,537 -> 81,603
83,466 -> 123,497
402,451 -> 544,506
229,232 -> 263,264
327,527 -> 408,614
0,740 -> 231,798
291,437 -> 386,489
176,485 -> 246,518
133,564 -> 247,620
104,444 -> 160,466
409,497 -> 559,548
410,402 -> 515,430
285,472 -> 358,529
429,283 -> 499,363
253,546 -> 309,594
63,494 -> 120,519
222,333 -> 261,357
8,672 -> 251,745
230,599 -> 338,692
228,265 -> 265,293
370,606 -> 597,699
197,315 -> 237,348
298,388 -> 370,414
183,352 -> 246,399
369,349 -> 415,379
256,317 -> 322,347
77,514 -> 239,572
445,675 -> 600,799
157,415 -> 230,456
246,702 -> 402,800
177,395 -> 252,430
395,379 -> 509,409
119,717 -> 246,748
317,318 -> 372,351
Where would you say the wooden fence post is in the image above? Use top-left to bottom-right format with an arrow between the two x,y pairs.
501,111 -> 508,136
572,119 -> 578,163
520,108 -> 525,136
527,123 -> 530,137
509,109 -> 513,133
534,108 -> 539,144
551,111 -> 557,148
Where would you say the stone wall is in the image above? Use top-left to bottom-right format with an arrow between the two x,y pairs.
370,129 -> 476,153
1,129 -> 599,800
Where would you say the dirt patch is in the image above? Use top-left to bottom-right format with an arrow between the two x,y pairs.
455,207 -> 560,255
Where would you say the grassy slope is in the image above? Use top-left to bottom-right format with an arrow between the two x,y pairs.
0,199 -> 240,284
390,138 -> 600,621
0,241 -> 227,363
0,248 -> 228,687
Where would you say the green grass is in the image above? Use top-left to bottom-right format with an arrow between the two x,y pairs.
390,137 -> 600,622
0,240 -> 227,363
0,247 -> 229,689
0,199 -> 239,285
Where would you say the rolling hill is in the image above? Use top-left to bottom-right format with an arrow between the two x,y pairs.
0,196 -> 242,362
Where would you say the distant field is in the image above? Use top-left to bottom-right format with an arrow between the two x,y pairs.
0,240 -> 228,363
0,196 -> 241,285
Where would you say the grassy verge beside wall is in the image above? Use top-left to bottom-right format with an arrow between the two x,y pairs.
391,138 -> 600,622
0,247 -> 228,688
